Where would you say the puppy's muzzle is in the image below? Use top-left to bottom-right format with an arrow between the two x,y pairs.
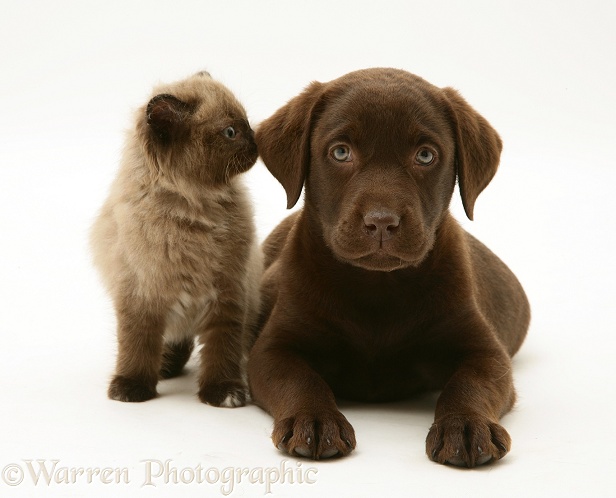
363,209 -> 400,243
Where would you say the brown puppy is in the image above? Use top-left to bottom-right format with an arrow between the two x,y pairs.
249,68 -> 530,467
91,72 -> 262,407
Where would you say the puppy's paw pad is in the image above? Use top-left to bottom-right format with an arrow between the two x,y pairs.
426,414 -> 511,468
293,444 -> 313,458
273,410 -> 356,460
198,380 -> 247,408
320,443 -> 340,459
108,375 -> 157,403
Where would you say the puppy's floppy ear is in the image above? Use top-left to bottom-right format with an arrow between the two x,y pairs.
442,88 -> 502,220
146,94 -> 194,145
256,82 -> 324,209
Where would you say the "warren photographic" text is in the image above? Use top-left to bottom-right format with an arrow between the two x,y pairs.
1,459 -> 318,495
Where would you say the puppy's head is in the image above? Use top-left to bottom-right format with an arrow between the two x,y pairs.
138,71 -> 258,187
257,68 -> 501,271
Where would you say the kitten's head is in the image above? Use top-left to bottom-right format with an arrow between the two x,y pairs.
138,72 -> 257,187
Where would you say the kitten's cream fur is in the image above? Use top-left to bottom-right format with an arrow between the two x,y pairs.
91,72 -> 261,406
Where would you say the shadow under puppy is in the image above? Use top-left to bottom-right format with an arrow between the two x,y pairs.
91,71 -> 262,407
249,68 -> 530,466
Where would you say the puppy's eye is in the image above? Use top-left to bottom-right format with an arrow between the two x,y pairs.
331,145 -> 352,162
223,126 -> 237,139
415,148 -> 435,166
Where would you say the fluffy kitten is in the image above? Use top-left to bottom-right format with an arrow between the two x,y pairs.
90,71 -> 262,407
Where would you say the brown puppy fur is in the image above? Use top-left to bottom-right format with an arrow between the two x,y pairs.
249,68 -> 530,466
91,72 -> 262,407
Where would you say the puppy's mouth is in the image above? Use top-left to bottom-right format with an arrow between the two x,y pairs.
349,251 -> 418,272
331,241 -> 431,272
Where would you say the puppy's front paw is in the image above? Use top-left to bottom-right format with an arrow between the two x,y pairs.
426,414 -> 511,468
108,375 -> 157,402
273,410 -> 356,460
198,380 -> 247,408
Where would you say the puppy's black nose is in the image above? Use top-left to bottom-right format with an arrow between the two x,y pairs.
364,210 -> 400,241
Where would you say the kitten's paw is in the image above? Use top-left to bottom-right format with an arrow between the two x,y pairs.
273,409 -> 356,460
198,380 -> 247,408
108,375 -> 157,402
426,413 -> 511,468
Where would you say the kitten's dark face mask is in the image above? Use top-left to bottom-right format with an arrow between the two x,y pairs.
144,88 -> 257,186
206,118 -> 258,183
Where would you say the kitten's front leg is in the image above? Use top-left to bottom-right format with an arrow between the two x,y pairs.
197,297 -> 248,408
108,294 -> 165,402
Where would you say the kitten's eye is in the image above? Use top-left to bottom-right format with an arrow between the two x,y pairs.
330,145 -> 352,162
415,148 -> 435,166
223,126 -> 237,139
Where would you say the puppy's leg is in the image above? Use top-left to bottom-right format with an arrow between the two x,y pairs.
248,344 -> 356,460
108,295 -> 165,402
197,296 -> 248,408
160,338 -> 195,379
426,320 -> 515,467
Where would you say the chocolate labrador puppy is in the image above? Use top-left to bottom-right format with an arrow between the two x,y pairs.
248,68 -> 530,467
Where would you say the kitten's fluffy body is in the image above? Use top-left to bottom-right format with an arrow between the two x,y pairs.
91,72 -> 261,407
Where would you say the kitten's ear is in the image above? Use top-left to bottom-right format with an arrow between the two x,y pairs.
442,87 -> 502,220
256,82 -> 324,209
146,94 -> 193,144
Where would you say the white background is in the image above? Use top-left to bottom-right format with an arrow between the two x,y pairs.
1,1 -> 615,496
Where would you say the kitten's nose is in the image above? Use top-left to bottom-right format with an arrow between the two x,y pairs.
364,210 -> 400,241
